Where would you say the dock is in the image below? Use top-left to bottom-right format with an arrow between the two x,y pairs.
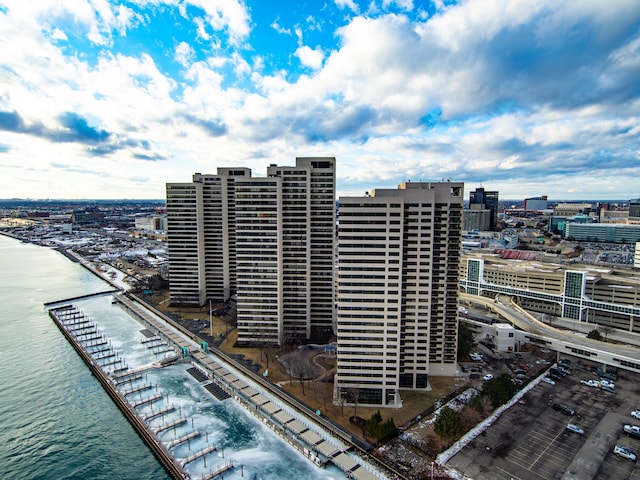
154,418 -> 187,434
48,306 -> 189,480
180,445 -> 217,467
202,461 -> 234,480
167,431 -> 201,450
132,393 -> 163,408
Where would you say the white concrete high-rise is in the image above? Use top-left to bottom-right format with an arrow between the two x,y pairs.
334,181 -> 463,407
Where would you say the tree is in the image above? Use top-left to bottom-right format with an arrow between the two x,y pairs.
457,322 -> 475,361
482,373 -> 518,408
365,411 -> 383,438
434,406 -> 463,439
587,329 -> 603,340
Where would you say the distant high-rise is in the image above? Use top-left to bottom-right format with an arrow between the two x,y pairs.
630,198 -> 640,219
469,187 -> 499,231
166,158 -> 336,346
334,181 -> 463,408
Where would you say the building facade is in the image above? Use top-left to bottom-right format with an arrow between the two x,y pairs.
166,169 -> 250,306
459,254 -> 640,333
565,223 -> 640,244
468,187 -> 499,231
235,158 -> 336,346
167,158 -> 336,346
335,182 -> 463,408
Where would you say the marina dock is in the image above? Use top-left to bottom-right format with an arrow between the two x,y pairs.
48,306 -> 189,480
49,294 -> 400,480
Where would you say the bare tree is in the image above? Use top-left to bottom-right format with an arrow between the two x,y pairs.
290,361 -> 316,397
601,325 -> 613,340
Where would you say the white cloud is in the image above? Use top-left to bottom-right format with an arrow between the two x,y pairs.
184,0 -> 251,44
295,46 -> 324,70
271,18 -> 291,35
335,0 -> 359,13
174,41 -> 195,67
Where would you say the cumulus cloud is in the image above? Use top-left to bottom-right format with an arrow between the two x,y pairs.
295,45 -> 324,70
175,41 -> 196,67
335,0 -> 359,13
1,0 -> 640,199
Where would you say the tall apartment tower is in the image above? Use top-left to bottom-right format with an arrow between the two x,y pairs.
335,181 -> 463,407
235,157 -> 336,346
166,168 -> 251,306
469,187 -> 499,231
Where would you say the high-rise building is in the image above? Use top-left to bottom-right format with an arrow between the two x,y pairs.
166,158 -> 336,346
629,199 -> 640,219
334,181 -> 463,408
235,158 -> 336,346
166,168 -> 251,306
469,187 -> 499,231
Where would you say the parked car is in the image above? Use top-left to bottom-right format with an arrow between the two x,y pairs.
614,445 -> 637,461
624,425 -> 640,438
542,376 -> 555,385
600,379 -> 615,389
482,373 -> 494,381
469,352 -> 483,361
557,365 -> 572,375
566,424 -> 584,435
552,403 -> 576,416
581,379 -> 599,388
631,410 -> 640,420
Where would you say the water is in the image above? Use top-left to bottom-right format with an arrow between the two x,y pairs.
0,235 -> 345,479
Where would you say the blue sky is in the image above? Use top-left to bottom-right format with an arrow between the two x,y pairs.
0,0 -> 639,200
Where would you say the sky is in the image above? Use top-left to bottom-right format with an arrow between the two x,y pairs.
1,0 -> 639,201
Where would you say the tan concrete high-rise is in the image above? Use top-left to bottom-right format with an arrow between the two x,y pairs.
235,158 -> 336,346
166,168 -> 251,306
166,158 -> 336,346
335,181 -> 463,407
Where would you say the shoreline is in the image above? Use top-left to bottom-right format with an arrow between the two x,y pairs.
20,233 -> 399,480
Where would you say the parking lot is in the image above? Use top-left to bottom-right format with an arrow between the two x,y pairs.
447,355 -> 640,479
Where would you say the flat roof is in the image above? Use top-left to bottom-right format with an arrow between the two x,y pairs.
332,452 -> 358,472
315,440 -> 340,458
287,419 -> 308,435
251,394 -> 269,406
261,401 -> 281,415
301,429 -> 323,446
273,410 -> 294,425
351,466 -> 380,480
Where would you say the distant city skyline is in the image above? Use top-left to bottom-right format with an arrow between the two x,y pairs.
1,1 -> 639,200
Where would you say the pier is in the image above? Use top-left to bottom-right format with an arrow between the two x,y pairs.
132,393 -> 163,408
144,405 -> 176,422
202,461 -> 234,480
48,306 -> 189,480
154,418 -> 187,434
122,383 -> 153,397
43,289 -> 119,307
180,445 -> 217,467
167,431 -> 200,450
